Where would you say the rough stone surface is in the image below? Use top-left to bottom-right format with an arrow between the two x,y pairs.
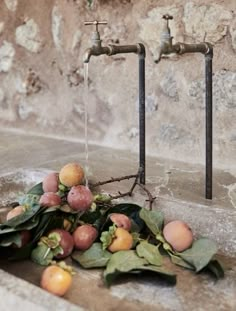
230,18 -> 236,51
188,70 -> 236,110
15,19 -> 43,53
160,73 -> 178,100
0,41 -> 15,72
183,2 -> 233,43
4,0 -> 17,12
52,6 -> 63,50
0,22 -> 4,35
0,0 -> 235,173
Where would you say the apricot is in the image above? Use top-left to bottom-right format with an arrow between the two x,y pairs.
163,220 -> 194,252
110,213 -> 132,231
108,227 -> 133,253
59,163 -> 84,187
42,172 -> 59,193
40,265 -> 72,297
73,225 -> 98,250
39,192 -> 62,207
67,185 -> 93,211
6,205 -> 25,221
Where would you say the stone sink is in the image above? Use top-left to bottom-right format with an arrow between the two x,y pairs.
0,131 -> 236,310
0,168 -> 236,311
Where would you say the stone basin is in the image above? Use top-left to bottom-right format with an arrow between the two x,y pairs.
0,168 -> 236,311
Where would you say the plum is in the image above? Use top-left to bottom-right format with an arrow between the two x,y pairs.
73,225 -> 98,250
39,192 -> 62,207
67,185 -> 93,211
42,172 -> 59,193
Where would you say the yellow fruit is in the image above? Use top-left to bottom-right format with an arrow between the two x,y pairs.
59,163 -> 84,187
40,265 -> 72,297
108,228 -> 133,253
163,220 -> 194,252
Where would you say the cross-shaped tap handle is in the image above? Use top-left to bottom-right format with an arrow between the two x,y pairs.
84,20 -> 107,32
162,14 -> 173,21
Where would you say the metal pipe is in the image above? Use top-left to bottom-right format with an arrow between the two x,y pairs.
138,45 -> 146,184
205,53 -> 213,199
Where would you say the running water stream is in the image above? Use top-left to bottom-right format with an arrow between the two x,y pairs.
84,63 -> 89,188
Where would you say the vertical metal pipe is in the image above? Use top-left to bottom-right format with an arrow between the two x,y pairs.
205,54 -> 213,199
139,53 -> 146,184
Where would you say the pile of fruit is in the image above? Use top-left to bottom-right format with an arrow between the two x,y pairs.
0,163 -> 224,297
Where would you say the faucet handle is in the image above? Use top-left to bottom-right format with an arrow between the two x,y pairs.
84,20 -> 107,32
162,14 -> 173,21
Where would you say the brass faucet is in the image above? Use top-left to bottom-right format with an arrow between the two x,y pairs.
83,20 -> 146,185
83,20 -> 145,63
155,14 -> 214,200
154,14 -> 212,63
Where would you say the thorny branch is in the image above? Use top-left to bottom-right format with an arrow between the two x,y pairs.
90,170 -> 156,210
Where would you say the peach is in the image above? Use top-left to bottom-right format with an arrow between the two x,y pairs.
163,220 -> 194,252
59,163 -> 84,187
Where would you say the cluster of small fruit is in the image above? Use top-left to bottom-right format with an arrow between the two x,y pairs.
2,162 -> 222,297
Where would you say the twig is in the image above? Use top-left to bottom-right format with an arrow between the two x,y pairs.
90,173 -> 139,188
136,182 -> 156,211
109,172 -> 140,200
90,170 -> 156,209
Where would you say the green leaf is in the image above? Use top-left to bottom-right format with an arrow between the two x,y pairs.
169,253 -> 194,270
137,265 -> 176,284
178,238 -> 218,272
0,232 -> 21,247
136,241 -> 162,266
72,243 -> 112,268
9,213 -> 54,260
104,250 -> 148,286
204,259 -> 224,279
100,225 -> 116,250
31,244 -> 54,266
19,194 -> 41,206
27,182 -> 44,195
139,208 -> 164,235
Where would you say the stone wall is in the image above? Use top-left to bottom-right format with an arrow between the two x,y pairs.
0,0 -> 235,171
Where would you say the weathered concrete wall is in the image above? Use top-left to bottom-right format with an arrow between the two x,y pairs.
0,0 -> 235,171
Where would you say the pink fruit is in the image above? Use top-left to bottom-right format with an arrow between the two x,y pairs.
6,205 -> 25,221
73,225 -> 98,250
49,229 -> 74,259
39,192 -> 61,207
163,220 -> 194,252
42,172 -> 59,193
67,185 -> 93,211
110,213 -> 132,231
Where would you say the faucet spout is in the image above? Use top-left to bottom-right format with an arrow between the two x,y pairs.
83,48 -> 93,63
